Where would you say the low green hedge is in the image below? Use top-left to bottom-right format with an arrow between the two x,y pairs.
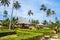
16,29 -> 43,40
0,30 -> 16,37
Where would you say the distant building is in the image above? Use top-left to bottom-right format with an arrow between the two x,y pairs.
18,17 -> 30,24
16,17 -> 31,28
37,23 -> 51,28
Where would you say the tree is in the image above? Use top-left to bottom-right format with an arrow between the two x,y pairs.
0,0 -> 10,20
55,17 -> 60,29
46,9 -> 55,17
13,1 -> 21,17
40,4 -> 47,11
2,18 -> 10,27
9,0 -> 14,30
40,4 -> 55,17
28,10 -> 33,22
0,0 -> 10,29
3,10 -> 8,20
43,20 -> 48,25
0,0 -> 10,6
31,20 -> 39,24
11,17 -> 18,29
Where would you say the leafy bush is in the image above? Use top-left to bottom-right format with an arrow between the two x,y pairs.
16,29 -> 43,40
0,30 -> 16,37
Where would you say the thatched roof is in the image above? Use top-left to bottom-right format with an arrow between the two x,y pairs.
18,17 -> 30,24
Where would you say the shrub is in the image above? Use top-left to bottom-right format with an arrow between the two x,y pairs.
0,30 -> 16,37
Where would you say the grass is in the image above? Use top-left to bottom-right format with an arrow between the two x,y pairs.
0,28 -> 54,40
58,33 -> 60,38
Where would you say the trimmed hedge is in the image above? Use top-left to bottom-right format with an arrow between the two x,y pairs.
0,31 -> 16,37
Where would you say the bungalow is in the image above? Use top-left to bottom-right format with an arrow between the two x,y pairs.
36,24 -> 51,29
16,17 -> 35,28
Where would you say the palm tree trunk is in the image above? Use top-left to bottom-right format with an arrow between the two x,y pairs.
9,0 -> 14,30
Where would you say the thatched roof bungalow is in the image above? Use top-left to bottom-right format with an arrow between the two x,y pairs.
16,17 -> 35,28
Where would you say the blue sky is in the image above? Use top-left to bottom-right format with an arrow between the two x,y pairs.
0,0 -> 60,22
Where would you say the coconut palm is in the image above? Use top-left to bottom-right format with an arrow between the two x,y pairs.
31,20 -> 39,24
46,9 -> 55,17
40,4 -> 47,11
0,0 -> 10,29
28,10 -> 33,16
55,17 -> 59,28
0,0 -> 10,7
28,10 -> 33,22
43,20 -> 48,25
0,0 -> 10,19
3,10 -> 8,20
40,4 -> 55,17
13,1 -> 21,17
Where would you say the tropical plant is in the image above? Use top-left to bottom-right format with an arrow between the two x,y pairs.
31,20 -> 39,24
40,4 -> 47,11
0,0 -> 10,6
13,1 -> 21,17
43,20 -> 48,25
46,9 -> 55,17
0,0 -> 10,29
55,17 -> 60,29
3,10 -> 8,20
28,10 -> 33,16
9,0 -> 15,30
2,18 -> 10,27
28,10 -> 33,22
0,0 -> 10,20
40,4 -> 55,17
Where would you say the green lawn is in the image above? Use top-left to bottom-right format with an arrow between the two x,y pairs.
0,28 -> 54,40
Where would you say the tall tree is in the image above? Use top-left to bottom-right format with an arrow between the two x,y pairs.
3,10 -> 8,20
0,0 -> 9,20
0,0 -> 10,7
40,4 -> 55,17
40,4 -> 47,11
55,17 -> 60,29
13,1 -> 21,17
46,9 -> 55,17
31,20 -> 39,24
0,0 -> 10,29
28,10 -> 33,22
43,20 -> 48,25
0,0 -> 10,20
9,0 -> 14,30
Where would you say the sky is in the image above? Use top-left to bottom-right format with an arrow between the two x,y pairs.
0,0 -> 60,23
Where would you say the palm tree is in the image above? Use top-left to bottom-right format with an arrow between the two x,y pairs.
40,4 -> 47,11
0,0 -> 10,19
3,10 -> 8,20
43,20 -> 48,25
9,0 -> 14,30
28,10 -> 33,22
40,4 -> 55,17
13,1 -> 21,17
31,20 -> 39,24
0,0 -> 10,29
0,0 -> 10,7
46,9 -> 55,17
55,17 -> 59,28
11,17 -> 18,29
